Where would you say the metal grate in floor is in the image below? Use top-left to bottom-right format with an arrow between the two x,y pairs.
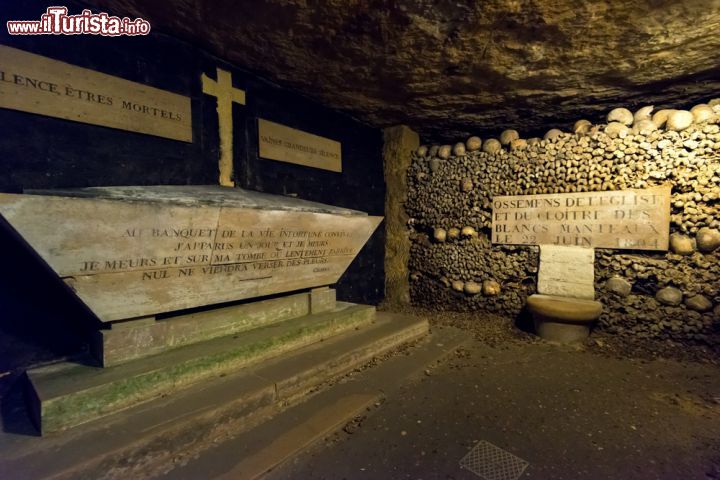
459,440 -> 529,480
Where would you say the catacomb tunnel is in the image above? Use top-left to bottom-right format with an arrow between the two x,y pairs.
0,1 -> 719,479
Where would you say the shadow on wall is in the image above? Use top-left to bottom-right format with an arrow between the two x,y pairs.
0,219 -> 99,435
514,305 -> 535,335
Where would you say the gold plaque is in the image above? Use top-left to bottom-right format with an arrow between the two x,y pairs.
0,45 -> 192,142
258,118 -> 342,172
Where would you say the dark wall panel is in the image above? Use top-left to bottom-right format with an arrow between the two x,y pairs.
0,1 -> 385,317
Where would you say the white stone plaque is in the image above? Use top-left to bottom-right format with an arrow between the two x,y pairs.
537,245 -> 595,300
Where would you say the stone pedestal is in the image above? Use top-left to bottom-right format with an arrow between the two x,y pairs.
527,294 -> 603,343
527,245 -> 603,343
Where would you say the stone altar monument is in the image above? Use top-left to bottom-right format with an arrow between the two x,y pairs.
0,186 -> 387,433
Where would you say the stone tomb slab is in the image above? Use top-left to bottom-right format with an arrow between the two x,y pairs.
537,244 -> 595,300
0,186 -> 382,322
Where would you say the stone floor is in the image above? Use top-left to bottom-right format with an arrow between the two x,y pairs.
266,326 -> 720,480
1,312 -> 719,479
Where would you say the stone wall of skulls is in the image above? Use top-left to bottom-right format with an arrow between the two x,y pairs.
406,103 -> 720,344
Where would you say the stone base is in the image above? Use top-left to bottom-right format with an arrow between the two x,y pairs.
534,318 -> 591,343
27,300 -> 369,435
94,288 -> 336,367
3,313 -> 433,478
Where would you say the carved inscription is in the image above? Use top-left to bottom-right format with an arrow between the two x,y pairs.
0,194 -> 381,321
258,118 -> 342,172
0,45 -> 192,142
76,223 -> 356,277
492,186 -> 671,250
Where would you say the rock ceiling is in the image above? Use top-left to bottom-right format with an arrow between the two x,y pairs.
88,0 -> 720,141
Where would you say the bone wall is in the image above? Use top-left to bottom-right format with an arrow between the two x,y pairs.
407,103 -> 720,344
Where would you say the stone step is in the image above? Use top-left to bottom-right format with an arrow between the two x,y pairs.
95,289 -> 324,367
0,312 -> 430,480
26,302 -> 376,434
164,325 -> 468,480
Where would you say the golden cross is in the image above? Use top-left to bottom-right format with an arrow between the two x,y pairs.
201,68 -> 246,187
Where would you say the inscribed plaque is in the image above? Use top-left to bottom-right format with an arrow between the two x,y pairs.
492,186 -> 671,250
258,118 -> 341,172
0,45 -> 192,142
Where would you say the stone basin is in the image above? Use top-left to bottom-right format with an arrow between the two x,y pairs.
527,294 -> 603,343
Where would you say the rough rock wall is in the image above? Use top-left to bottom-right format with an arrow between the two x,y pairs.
407,103 -> 720,344
84,0 -> 720,140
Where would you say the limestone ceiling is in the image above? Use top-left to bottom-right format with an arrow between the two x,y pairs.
87,0 -> 720,142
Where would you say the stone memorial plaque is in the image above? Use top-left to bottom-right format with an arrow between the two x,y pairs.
0,186 -> 381,322
0,45 -> 192,142
537,245 -> 595,299
258,118 -> 342,172
492,186 -> 671,250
